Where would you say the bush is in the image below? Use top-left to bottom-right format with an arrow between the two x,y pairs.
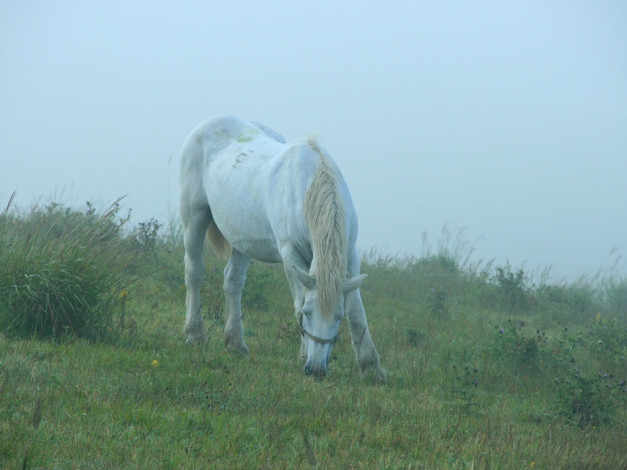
132,218 -> 163,256
492,265 -> 530,311
0,198 -> 139,340
536,281 -> 601,325
605,279 -> 627,319
550,320 -> 626,427
490,320 -> 548,373
554,367 -> 626,427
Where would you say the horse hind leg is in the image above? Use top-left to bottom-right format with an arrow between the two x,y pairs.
182,206 -> 211,344
223,248 -> 251,354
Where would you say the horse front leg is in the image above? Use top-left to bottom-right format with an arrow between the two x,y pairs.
345,290 -> 387,382
223,249 -> 251,354
281,247 -> 309,362
345,249 -> 387,381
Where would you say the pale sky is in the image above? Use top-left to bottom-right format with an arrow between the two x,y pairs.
1,1 -> 626,280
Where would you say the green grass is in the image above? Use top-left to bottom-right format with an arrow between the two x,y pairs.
1,201 -> 626,468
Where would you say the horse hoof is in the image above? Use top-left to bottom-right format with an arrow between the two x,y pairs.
362,365 -> 387,383
226,341 -> 250,355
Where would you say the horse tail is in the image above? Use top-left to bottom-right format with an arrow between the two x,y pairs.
207,221 -> 231,259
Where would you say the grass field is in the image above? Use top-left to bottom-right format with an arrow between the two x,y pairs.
1,201 -> 626,469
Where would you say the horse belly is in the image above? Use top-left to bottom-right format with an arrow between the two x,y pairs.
206,164 -> 283,263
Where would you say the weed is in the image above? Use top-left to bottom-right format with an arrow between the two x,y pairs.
449,363 -> 481,413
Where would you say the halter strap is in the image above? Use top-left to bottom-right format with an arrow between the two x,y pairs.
299,314 -> 338,345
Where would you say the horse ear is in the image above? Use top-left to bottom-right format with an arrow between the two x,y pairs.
343,274 -> 367,294
294,265 -> 317,290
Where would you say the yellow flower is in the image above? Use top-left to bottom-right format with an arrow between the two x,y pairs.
151,359 -> 159,367
119,290 -> 129,300
530,462 -> 536,468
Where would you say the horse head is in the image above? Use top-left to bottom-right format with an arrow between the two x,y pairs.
294,266 -> 366,377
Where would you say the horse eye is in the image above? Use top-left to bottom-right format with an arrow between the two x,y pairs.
301,309 -> 312,318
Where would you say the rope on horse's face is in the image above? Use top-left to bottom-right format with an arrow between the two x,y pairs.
299,313 -> 338,345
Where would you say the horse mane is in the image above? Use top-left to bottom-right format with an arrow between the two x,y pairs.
304,136 -> 348,317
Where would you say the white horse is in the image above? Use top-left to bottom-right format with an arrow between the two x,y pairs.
179,115 -> 386,380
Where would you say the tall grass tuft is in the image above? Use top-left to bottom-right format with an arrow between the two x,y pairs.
0,196 -> 140,341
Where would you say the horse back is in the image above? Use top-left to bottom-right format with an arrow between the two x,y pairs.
180,116 -> 357,263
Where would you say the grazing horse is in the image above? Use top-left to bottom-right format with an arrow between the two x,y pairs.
179,115 -> 386,380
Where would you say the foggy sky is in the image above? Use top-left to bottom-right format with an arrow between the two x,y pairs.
1,1 -> 626,280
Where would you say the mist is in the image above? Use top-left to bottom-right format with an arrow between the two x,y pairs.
1,1 -> 625,280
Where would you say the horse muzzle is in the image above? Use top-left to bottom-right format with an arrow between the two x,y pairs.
299,316 -> 339,378
302,335 -> 335,378
304,356 -> 328,378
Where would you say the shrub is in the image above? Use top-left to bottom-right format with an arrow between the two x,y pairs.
490,319 -> 548,372
553,367 -> 626,427
550,320 -> 626,427
535,278 -> 602,326
492,265 -> 530,311
584,317 -> 627,369
604,279 -> 627,319
132,218 -> 163,256
0,198 -> 139,340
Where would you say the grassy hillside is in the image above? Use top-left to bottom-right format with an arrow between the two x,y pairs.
1,201 -> 625,469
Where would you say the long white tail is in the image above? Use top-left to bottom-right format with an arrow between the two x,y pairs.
207,221 -> 231,258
